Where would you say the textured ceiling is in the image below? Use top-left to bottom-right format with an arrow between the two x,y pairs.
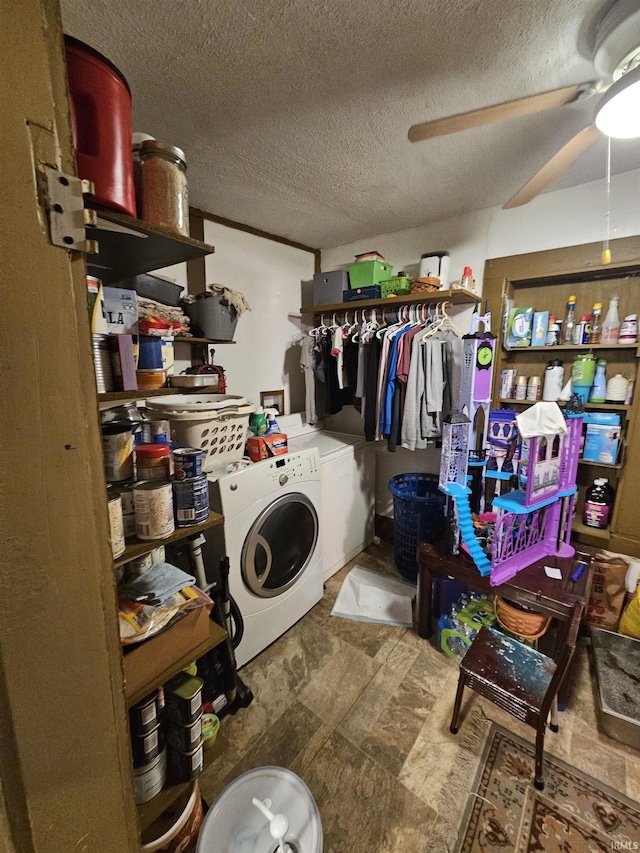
60,0 -> 640,249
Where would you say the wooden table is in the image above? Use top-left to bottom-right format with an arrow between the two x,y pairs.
416,541 -> 595,707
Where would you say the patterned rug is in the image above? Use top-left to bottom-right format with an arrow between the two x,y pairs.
453,724 -> 640,852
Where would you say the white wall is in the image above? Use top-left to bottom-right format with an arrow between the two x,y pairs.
321,168 -> 640,516
200,221 -> 315,413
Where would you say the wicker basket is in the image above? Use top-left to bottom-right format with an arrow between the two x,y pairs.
410,276 -> 441,294
495,595 -> 551,641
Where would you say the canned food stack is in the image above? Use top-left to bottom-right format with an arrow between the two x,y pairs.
101,413 -> 210,561
129,670 -> 208,804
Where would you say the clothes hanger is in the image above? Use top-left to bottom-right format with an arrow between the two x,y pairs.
421,300 -> 463,341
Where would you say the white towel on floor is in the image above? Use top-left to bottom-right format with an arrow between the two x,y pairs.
331,565 -> 415,627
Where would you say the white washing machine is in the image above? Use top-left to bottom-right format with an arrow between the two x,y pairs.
286,424 -> 375,580
208,448 -> 324,668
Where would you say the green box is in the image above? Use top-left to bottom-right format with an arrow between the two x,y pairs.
381,276 -> 411,298
348,259 -> 393,289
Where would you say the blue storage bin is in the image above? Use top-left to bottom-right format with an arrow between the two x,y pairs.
388,473 -> 446,582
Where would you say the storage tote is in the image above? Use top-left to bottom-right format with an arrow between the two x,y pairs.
313,270 -> 349,306
145,394 -> 254,472
347,260 -> 393,289
388,473 -> 446,582
184,295 -> 238,341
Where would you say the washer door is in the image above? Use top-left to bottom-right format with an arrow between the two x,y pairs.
241,492 -> 319,598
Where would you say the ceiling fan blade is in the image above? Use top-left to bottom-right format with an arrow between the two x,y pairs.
502,125 -> 601,209
408,83 -> 595,143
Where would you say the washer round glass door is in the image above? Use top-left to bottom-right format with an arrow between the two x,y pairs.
241,492 -> 319,598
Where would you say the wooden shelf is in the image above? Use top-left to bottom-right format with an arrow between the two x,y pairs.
125,619 -> 227,708
571,518 -> 611,543
98,388 -> 176,403
300,288 -> 482,314
137,733 -> 227,832
115,512 -> 224,568
578,459 -> 624,470
87,211 -> 215,285
498,399 -> 631,412
504,343 -> 639,354
174,337 -> 236,345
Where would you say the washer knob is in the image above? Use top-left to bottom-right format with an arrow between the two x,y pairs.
279,473 -> 289,486
230,482 -> 238,491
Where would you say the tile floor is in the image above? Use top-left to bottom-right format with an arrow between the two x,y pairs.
198,540 -> 640,852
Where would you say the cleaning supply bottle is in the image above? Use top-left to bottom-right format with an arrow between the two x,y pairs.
583,478 -> 615,529
265,408 -> 282,434
589,302 -> 603,344
249,406 -> 267,436
601,294 -> 620,344
562,295 -> 577,344
589,359 -> 607,403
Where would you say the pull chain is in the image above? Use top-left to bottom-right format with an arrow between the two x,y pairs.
602,135 -> 612,265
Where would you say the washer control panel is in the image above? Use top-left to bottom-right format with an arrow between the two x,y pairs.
266,449 -> 319,486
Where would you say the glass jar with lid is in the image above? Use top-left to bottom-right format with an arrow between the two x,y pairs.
139,140 -> 189,236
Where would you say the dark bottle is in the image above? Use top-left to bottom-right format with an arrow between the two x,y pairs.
582,478 -> 615,529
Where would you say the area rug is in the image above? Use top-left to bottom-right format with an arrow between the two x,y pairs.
453,723 -> 640,852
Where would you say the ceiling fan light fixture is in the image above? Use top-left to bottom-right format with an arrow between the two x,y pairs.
594,63 -> 640,138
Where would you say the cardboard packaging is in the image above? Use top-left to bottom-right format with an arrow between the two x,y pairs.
123,605 -> 212,703
246,433 -> 288,462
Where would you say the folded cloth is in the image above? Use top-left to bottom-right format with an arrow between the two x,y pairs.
119,562 -> 196,605
516,401 -> 568,438
207,283 -> 251,316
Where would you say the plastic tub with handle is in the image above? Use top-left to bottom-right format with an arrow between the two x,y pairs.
141,780 -> 203,852
144,394 -> 254,473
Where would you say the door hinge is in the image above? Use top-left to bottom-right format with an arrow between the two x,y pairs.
45,168 -> 99,254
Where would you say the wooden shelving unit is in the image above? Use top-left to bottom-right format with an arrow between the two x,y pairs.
124,619 -> 227,707
483,246 -> 640,554
87,211 -> 216,285
114,511 -> 224,568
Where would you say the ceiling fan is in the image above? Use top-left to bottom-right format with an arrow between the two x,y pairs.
408,0 -> 640,209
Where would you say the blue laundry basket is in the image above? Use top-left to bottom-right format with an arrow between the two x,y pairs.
389,473 -> 446,582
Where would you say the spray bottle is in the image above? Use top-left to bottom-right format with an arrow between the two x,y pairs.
265,409 -> 282,435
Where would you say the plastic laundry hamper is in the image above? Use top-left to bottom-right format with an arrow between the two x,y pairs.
389,473 -> 446,582
145,394 -> 254,473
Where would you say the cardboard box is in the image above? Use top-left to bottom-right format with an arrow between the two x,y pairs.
123,605 -> 211,703
246,433 -> 288,462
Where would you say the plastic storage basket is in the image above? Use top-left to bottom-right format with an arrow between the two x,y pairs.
389,473 -> 446,582
145,394 -> 254,473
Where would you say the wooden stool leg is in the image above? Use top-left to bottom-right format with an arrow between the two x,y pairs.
450,674 -> 465,735
549,695 -> 559,733
534,724 -> 546,790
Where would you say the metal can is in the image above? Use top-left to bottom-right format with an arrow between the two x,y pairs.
168,739 -> 204,783
173,475 -> 209,528
136,443 -> 172,481
129,690 -> 160,736
107,490 -> 125,559
131,721 -> 163,767
112,481 -> 136,538
166,673 -> 203,725
173,448 -> 205,480
141,418 -> 171,445
102,424 -> 134,482
167,714 -> 203,753
151,546 -> 165,564
133,748 -> 167,804
126,551 -> 154,580
133,481 -> 175,540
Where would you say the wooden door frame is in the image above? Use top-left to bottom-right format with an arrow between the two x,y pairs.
1,1 -> 139,849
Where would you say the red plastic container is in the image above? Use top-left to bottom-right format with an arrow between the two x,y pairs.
64,35 -> 136,217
